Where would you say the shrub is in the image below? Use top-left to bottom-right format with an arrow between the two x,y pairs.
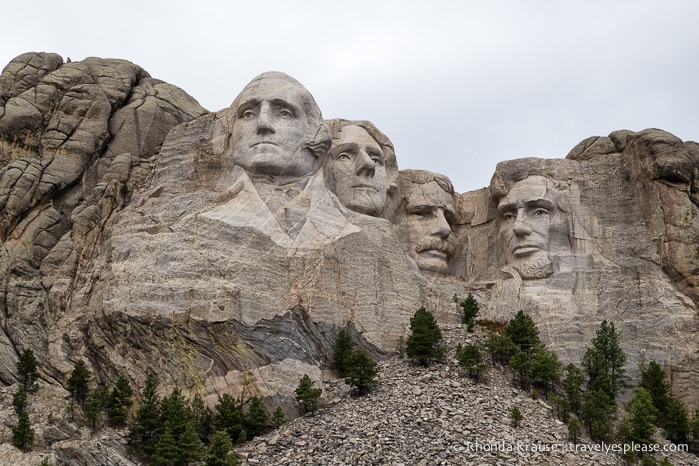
344,348 -> 379,395
295,374 -> 322,414
406,307 -> 444,366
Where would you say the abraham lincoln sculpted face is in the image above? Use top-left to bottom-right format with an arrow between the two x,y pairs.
497,175 -> 564,279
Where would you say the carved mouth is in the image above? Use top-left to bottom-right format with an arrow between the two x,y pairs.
420,249 -> 448,261
352,184 -> 378,192
252,141 -> 279,147
512,245 -> 542,256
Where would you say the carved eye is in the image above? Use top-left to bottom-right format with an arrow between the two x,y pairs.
278,109 -> 292,117
338,152 -> 352,161
532,208 -> 549,217
502,212 -> 515,221
242,110 -> 255,119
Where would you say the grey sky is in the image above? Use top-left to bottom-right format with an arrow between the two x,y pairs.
2,1 -> 698,194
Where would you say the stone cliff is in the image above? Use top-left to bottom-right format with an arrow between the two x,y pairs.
0,52 -> 696,426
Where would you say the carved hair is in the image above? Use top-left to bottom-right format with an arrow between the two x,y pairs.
325,118 -> 399,193
398,169 -> 455,196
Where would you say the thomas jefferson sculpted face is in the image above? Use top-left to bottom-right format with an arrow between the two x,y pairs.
497,175 -> 559,279
227,72 -> 328,178
327,124 -> 389,216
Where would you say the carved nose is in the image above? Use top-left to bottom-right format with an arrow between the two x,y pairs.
513,216 -> 532,236
256,106 -> 275,134
355,150 -> 375,177
431,208 -> 451,238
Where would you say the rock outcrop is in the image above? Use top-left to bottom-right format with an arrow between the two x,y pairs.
0,52 -> 697,466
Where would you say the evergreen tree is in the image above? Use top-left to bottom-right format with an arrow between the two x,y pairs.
454,293 -> 479,332
13,387 -> 27,414
66,359 -> 92,406
190,392 -> 214,441
272,407 -> 286,428
205,430 -> 240,466
332,328 -> 355,377
178,420 -> 204,464
244,396 -> 269,438
530,347 -> 561,398
12,410 -> 35,451
691,408 -> 699,445
511,406 -> 523,427
456,343 -> 488,383
663,396 -> 690,444
550,395 -> 571,423
17,348 -> 39,391
405,307 -> 445,366
503,310 -> 542,354
509,351 -> 532,389
129,372 -> 161,458
344,348 -> 379,395
295,374 -> 322,414
107,374 -> 134,426
580,388 -> 616,441
640,360 -> 670,421
150,426 -> 178,466
563,363 -> 583,414
568,417 -> 582,444
214,393 -> 244,442
236,428 -> 248,444
159,387 -> 193,443
83,386 -> 108,429
583,320 -> 627,400
619,388 -> 657,448
485,330 -> 517,366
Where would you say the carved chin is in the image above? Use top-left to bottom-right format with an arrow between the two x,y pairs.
514,255 -> 553,279
416,251 -> 450,275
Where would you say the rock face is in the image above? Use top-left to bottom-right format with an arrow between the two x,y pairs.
0,51 -> 697,438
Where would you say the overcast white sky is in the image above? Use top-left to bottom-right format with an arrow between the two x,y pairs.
3,1 -> 698,193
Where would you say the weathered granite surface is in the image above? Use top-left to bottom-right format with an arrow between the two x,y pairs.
0,52 -> 697,456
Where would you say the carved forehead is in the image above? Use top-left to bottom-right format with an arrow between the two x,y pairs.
405,181 -> 454,211
231,72 -> 321,122
334,125 -> 382,149
498,175 -> 556,208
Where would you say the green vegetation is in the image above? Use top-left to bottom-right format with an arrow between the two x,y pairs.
17,348 -> 40,391
295,374 -> 322,414
12,410 -> 34,451
454,293 -> 479,332
332,328 -> 355,377
511,406 -> 523,427
205,430 -> 240,466
66,359 -> 92,406
344,348 -> 379,395
456,343 -> 487,383
406,307 -> 445,365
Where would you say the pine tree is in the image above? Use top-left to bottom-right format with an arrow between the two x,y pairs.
332,328 -> 355,377
454,293 -> 479,332
272,407 -> 286,428
663,395 -> 690,444
159,387 -> 193,443
568,417 -> 582,444
13,387 -> 27,414
12,410 -> 35,451
205,430 -> 240,466
190,392 -> 214,441
509,351 -> 532,389
456,343 -> 488,383
244,396 -> 269,438
406,307 -> 444,366
503,310 -> 542,354
580,388 -> 616,441
583,320 -> 627,400
107,374 -> 134,426
563,363 -> 583,414
178,419 -> 204,464
640,360 -> 670,421
620,388 -> 658,448
530,347 -> 561,398
344,348 -> 379,395
129,372 -> 161,458
83,386 -> 108,429
214,393 -> 244,442
17,348 -> 39,391
66,359 -> 92,406
150,426 -> 178,466
511,406 -> 523,427
295,374 -> 322,414
485,330 -> 517,365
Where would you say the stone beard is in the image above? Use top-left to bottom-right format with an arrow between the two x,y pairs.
497,175 -> 567,280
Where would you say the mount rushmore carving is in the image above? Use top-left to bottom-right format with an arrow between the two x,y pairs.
0,53 -> 696,410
